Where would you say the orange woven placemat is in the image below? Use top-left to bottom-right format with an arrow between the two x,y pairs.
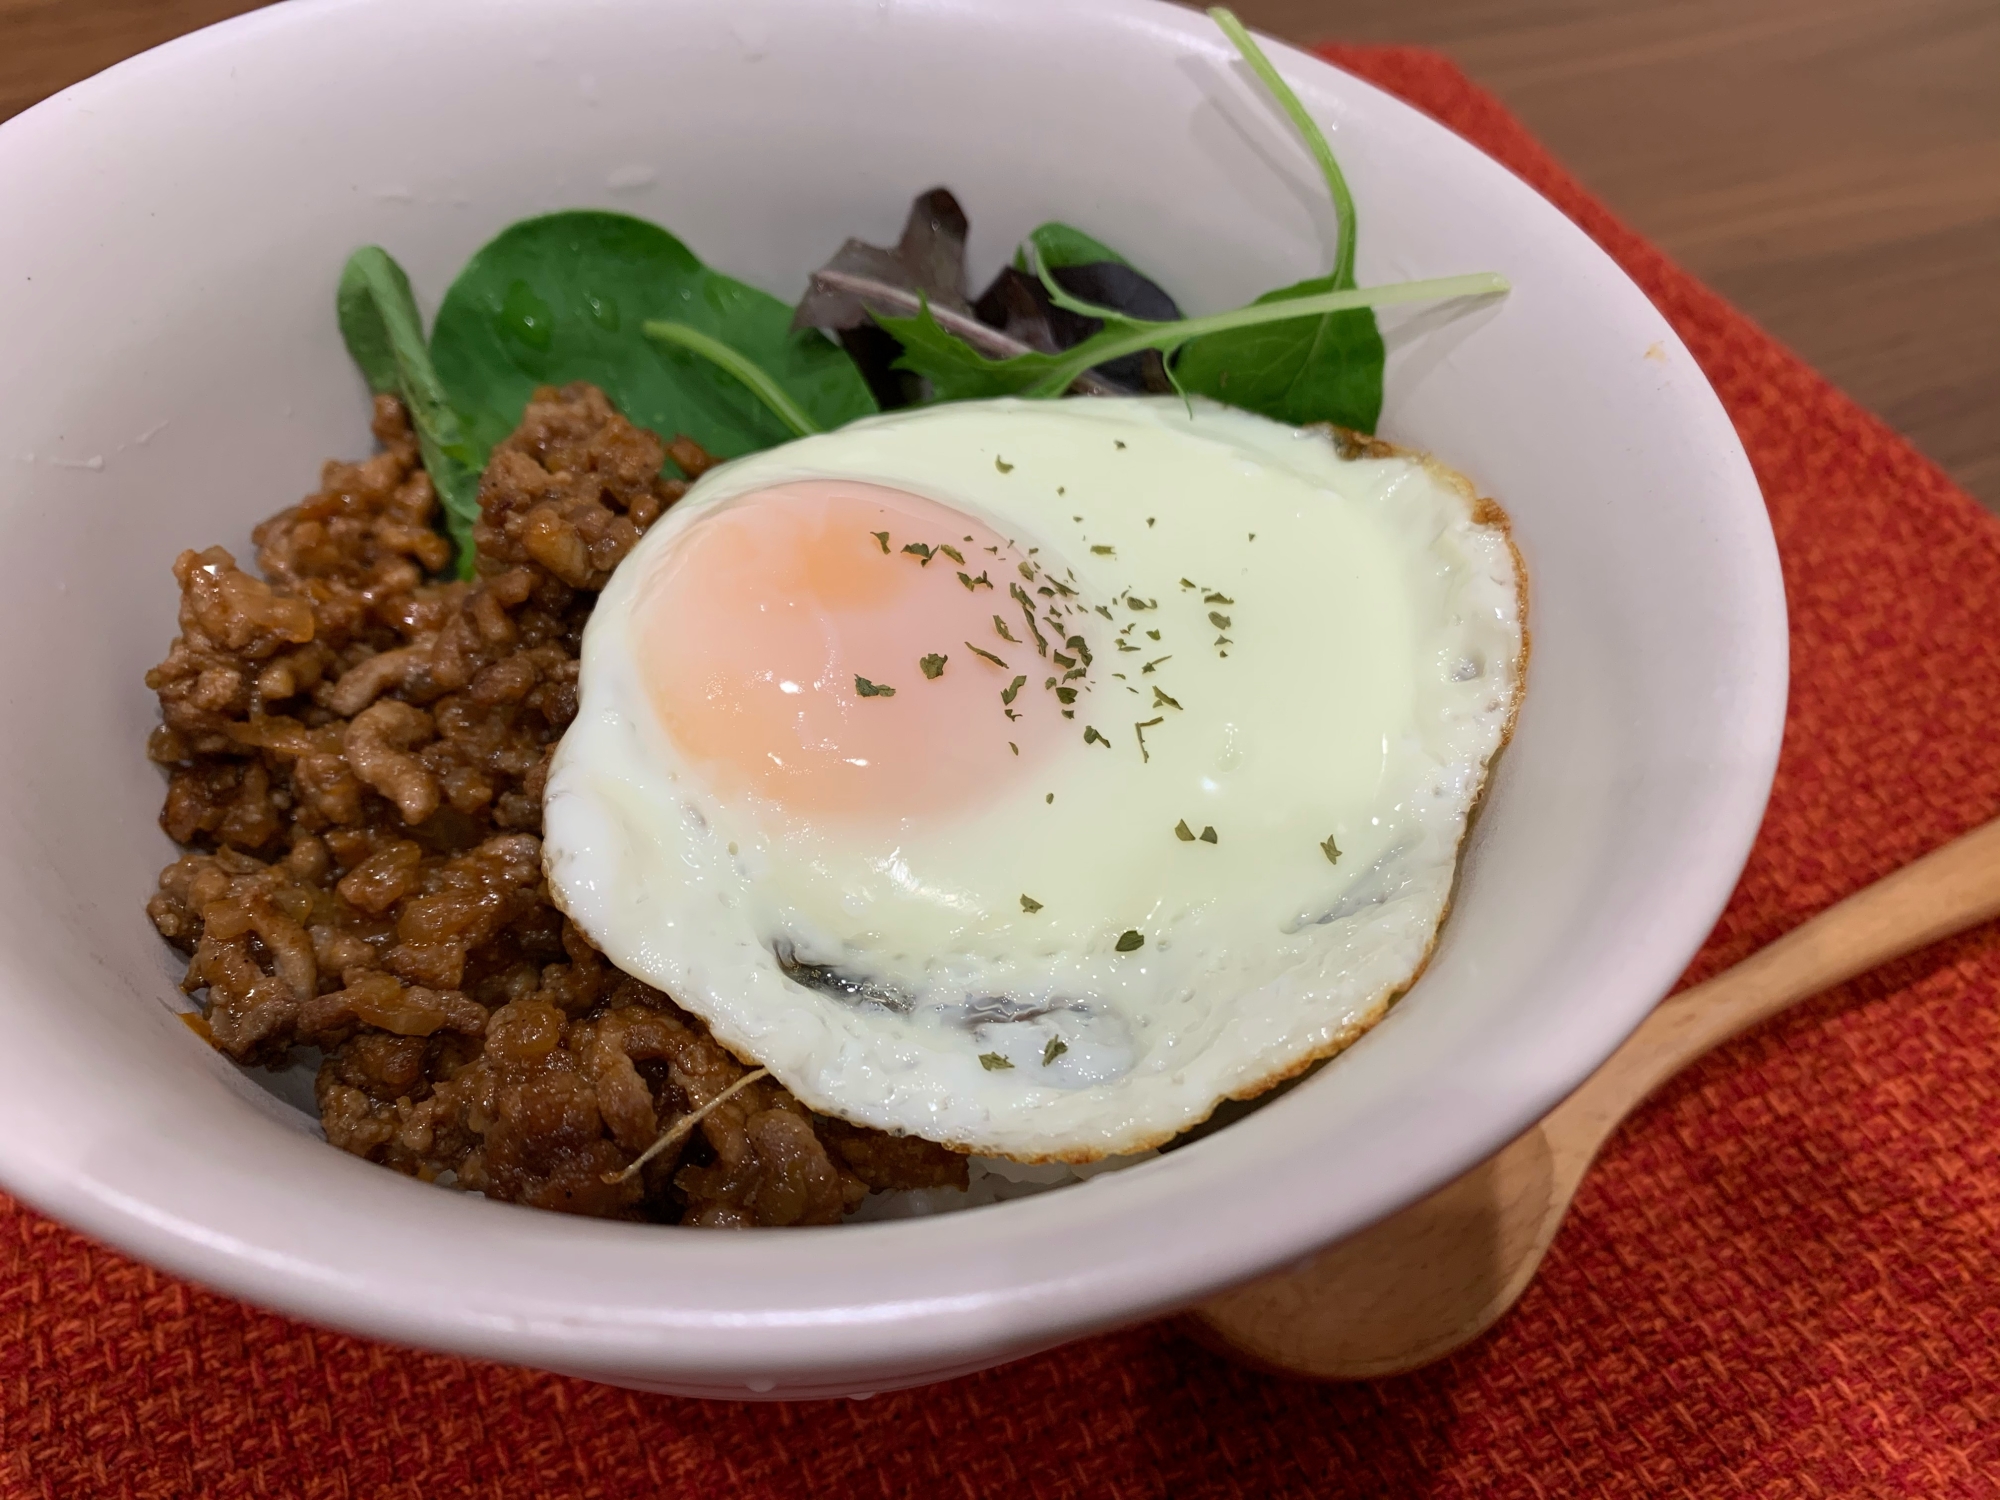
5,44 -> 1998,1499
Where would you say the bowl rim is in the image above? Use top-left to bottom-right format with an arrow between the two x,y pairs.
0,0 -> 1787,1389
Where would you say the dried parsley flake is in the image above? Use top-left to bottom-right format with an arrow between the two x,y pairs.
1134,716 -> 1163,762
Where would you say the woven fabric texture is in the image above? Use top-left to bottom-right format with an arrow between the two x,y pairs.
4,44 -> 1997,1500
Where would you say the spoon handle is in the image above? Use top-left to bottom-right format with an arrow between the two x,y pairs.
1551,813 -> 2000,1169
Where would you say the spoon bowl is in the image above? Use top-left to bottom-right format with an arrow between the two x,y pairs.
1195,813 -> 2000,1377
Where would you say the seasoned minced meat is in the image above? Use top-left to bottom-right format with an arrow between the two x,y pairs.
146,385 -> 966,1225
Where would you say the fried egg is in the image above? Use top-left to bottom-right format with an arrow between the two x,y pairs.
544,396 -> 1524,1161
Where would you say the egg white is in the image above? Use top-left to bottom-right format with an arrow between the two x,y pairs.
545,397 -> 1524,1160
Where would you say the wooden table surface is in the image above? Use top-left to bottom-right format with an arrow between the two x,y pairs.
5,0 -> 1995,511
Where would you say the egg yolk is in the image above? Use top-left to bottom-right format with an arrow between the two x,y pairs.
636,480 -> 1077,821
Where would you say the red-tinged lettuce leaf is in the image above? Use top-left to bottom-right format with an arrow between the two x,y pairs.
975,259 -> 1182,393
796,191 -> 1129,403
794,187 -> 974,327
793,188 -> 982,408
799,264 -> 1063,403
1012,221 -> 1133,272
1046,261 -> 1180,324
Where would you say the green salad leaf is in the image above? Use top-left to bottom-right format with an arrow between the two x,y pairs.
331,4 -> 1506,589
880,300 -> 1078,401
1172,269 -> 1386,430
879,273 -> 1502,403
428,211 -> 876,471
1210,8 -> 1359,292
879,7 -> 1439,433
1170,9 -> 1385,430
336,247 -> 483,576
1013,222 -> 1133,272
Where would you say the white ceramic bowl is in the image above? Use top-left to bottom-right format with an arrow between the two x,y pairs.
0,0 -> 1784,1398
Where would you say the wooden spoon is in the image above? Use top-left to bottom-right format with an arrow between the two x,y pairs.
1193,814 -> 2000,1380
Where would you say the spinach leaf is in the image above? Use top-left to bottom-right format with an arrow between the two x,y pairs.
429,211 -> 876,472
336,246 -> 483,577
1173,10 -> 1386,430
641,321 -> 822,438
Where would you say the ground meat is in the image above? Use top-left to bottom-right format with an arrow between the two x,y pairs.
146,385 -> 966,1224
